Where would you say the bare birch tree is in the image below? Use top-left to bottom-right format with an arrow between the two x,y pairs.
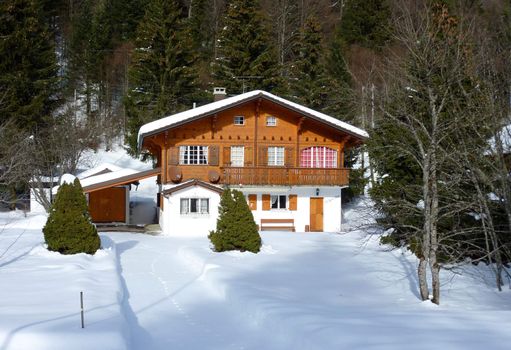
370,2 -> 485,304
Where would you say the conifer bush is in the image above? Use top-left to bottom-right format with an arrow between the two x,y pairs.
43,178 -> 100,255
209,189 -> 261,253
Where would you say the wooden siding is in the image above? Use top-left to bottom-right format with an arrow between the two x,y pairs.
143,99 -> 358,186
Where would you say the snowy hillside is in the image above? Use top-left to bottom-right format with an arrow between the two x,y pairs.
1,198 -> 511,349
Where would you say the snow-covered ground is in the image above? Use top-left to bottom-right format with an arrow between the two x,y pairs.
1,198 -> 511,349
0,212 -> 128,350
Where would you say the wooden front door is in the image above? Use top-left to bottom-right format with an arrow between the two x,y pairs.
88,187 -> 126,223
309,197 -> 323,232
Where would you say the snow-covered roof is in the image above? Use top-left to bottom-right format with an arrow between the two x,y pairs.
79,168 -> 139,188
53,167 -> 139,194
138,90 -> 369,150
77,163 -> 124,180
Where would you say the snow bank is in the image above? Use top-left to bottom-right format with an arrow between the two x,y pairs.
60,173 -> 77,185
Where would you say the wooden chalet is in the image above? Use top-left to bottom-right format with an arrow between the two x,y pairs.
137,89 -> 368,234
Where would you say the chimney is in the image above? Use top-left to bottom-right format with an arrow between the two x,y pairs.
213,87 -> 226,101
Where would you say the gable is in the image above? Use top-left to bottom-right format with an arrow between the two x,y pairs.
138,90 -> 368,151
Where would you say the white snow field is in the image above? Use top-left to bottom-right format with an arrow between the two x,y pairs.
1,199 -> 511,349
0,212 -> 128,350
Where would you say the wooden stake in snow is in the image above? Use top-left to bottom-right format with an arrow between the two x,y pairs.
80,291 -> 85,328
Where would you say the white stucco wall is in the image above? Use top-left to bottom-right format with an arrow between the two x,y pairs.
161,185 -> 221,236
234,186 -> 343,232
160,184 -> 343,234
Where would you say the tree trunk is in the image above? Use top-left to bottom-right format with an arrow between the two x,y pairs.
418,256 -> 429,300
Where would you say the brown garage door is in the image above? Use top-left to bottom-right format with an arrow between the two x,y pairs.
88,187 -> 126,223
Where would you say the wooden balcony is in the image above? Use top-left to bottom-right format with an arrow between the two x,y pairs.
220,166 -> 349,186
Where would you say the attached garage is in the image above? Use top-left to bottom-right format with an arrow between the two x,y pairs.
81,166 -> 161,224
88,187 -> 128,223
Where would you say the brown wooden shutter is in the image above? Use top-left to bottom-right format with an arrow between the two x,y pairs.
248,194 -> 257,210
285,147 -> 295,167
168,147 -> 179,165
223,146 -> 231,166
209,146 -> 219,165
244,146 -> 253,166
288,194 -> 297,211
258,146 -> 268,166
262,194 -> 271,211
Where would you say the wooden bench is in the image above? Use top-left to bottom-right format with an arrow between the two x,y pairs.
260,219 -> 295,232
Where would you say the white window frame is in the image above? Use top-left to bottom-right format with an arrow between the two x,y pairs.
179,145 -> 208,165
230,146 -> 244,167
268,146 -> 285,166
266,115 -> 277,126
234,115 -> 245,125
300,146 -> 338,168
270,195 -> 287,210
180,198 -> 209,215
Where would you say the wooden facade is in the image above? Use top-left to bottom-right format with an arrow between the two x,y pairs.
140,97 -> 364,187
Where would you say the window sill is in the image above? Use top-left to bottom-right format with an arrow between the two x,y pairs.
181,213 -> 210,218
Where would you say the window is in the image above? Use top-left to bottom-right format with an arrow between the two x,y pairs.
230,146 -> 244,167
180,198 -> 209,215
300,147 -> 337,168
234,116 -> 245,125
271,195 -> 286,209
266,115 -> 277,126
268,146 -> 285,166
179,146 -> 208,165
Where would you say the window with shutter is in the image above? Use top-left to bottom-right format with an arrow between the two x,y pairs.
179,146 -> 208,165
230,146 -> 244,166
268,147 -> 285,166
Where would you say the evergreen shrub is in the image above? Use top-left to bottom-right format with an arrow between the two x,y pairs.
43,178 -> 100,255
209,189 -> 261,253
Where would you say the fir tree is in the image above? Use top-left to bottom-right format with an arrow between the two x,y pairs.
338,0 -> 391,50
214,0 -> 282,94
0,0 -> 59,130
68,0 -> 113,119
124,0 -> 197,155
209,189 -> 261,253
289,15 -> 332,111
43,178 -> 100,255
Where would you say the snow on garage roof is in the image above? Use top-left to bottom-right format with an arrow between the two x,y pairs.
77,163 -> 124,180
138,90 -> 369,150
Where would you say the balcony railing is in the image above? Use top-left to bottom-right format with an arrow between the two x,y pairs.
220,166 -> 349,186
